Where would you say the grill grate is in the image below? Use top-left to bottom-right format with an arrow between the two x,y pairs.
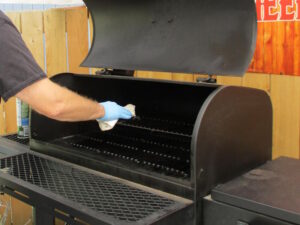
119,116 -> 194,137
53,125 -> 191,178
2,134 -> 29,146
0,153 -> 180,223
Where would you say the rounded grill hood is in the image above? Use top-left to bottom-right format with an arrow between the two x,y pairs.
82,0 -> 257,76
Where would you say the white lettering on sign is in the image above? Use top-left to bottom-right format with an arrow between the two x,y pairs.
256,0 -> 300,21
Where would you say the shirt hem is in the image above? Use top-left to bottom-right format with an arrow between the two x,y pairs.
2,73 -> 47,102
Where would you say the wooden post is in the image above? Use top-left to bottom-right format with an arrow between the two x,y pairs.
66,6 -> 89,74
44,9 -> 67,77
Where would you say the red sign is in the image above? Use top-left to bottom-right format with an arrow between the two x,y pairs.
256,0 -> 300,21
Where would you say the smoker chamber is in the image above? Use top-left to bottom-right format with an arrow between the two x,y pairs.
29,74 -> 272,225
0,0 -> 273,224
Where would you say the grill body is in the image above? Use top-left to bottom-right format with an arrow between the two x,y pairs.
30,73 -> 272,225
0,0 -> 271,224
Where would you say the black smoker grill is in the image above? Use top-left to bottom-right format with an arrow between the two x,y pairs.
0,0 -> 290,224
29,74 -> 272,224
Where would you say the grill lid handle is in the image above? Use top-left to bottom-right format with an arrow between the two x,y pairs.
82,0 -> 257,76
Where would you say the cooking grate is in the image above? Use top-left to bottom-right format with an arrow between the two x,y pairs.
119,116 -> 193,137
53,125 -> 191,178
0,153 -> 181,223
2,134 -> 29,146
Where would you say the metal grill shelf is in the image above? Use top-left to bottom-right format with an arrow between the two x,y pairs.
52,125 -> 191,178
3,134 -> 29,146
0,152 -> 191,224
119,116 -> 194,137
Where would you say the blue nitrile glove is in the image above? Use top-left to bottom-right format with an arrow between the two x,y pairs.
98,101 -> 132,121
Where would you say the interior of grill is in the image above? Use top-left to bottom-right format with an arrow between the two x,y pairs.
31,75 -> 219,181
51,116 -> 192,179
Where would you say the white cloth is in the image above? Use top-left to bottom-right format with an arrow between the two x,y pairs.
97,104 -> 136,131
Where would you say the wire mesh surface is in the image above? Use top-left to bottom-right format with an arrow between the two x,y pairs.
53,124 -> 191,178
0,153 -> 182,223
119,116 -> 194,137
3,134 -> 29,146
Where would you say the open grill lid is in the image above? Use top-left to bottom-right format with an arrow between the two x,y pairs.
81,0 -> 257,76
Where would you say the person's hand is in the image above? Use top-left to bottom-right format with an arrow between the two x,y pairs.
98,101 -> 132,121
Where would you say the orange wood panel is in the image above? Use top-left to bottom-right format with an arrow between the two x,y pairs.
135,71 -> 172,80
294,22 -> 300,75
44,9 -> 67,77
216,76 -> 242,86
242,73 -> 270,92
253,22 -> 264,72
22,11 -> 45,70
172,73 -> 194,82
66,6 -> 89,74
274,22 -> 286,75
263,22 -> 274,74
11,197 -> 33,225
284,21 -> 295,75
271,75 -> 300,159
271,22 -> 278,73
4,98 -> 17,134
0,195 -> 33,225
0,194 -> 12,225
248,20 -> 299,76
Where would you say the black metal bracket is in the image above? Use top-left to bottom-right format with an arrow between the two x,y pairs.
34,208 -> 55,225
95,68 -> 134,76
196,75 -> 217,84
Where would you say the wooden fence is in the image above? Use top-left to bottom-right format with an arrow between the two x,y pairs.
0,6 -> 299,162
249,21 -> 300,76
249,0 -> 300,76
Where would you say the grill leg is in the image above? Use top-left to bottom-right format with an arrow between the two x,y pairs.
33,208 -> 54,225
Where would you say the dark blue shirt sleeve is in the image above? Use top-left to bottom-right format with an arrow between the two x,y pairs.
0,10 -> 46,102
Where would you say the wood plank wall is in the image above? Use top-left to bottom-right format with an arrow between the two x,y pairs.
66,7 -> 89,74
248,21 -> 300,76
0,6 -> 299,161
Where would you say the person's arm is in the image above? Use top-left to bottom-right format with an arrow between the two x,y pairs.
16,78 -> 105,122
